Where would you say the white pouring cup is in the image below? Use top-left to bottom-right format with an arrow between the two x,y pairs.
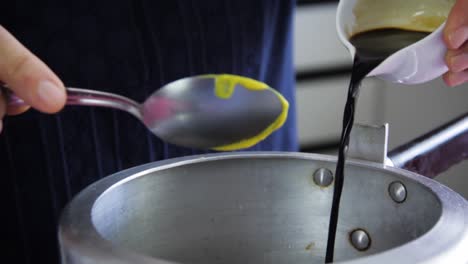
336,0 -> 452,84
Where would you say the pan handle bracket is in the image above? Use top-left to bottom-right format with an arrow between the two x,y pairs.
348,123 -> 392,165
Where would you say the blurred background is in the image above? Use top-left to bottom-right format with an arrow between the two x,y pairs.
294,0 -> 468,198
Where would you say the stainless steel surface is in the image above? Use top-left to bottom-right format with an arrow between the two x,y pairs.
59,152 -> 468,264
143,77 -> 282,149
389,112 -> 468,168
313,168 -> 334,187
349,229 -> 371,251
388,112 -> 468,177
3,75 -> 283,150
6,87 -> 143,119
348,123 -> 389,163
388,181 -> 407,203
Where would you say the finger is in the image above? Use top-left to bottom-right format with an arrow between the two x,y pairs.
0,84 -> 31,115
0,86 -> 31,115
443,0 -> 468,50
445,42 -> 468,73
443,70 -> 468,87
0,26 -> 66,114
6,105 -> 30,116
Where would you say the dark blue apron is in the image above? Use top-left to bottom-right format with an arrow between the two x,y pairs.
0,0 -> 297,262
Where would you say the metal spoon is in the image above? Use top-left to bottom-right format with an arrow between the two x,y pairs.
6,74 -> 288,150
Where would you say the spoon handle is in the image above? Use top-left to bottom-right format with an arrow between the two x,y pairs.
3,87 -> 142,119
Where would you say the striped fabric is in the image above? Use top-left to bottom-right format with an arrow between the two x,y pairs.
1,0 -> 298,262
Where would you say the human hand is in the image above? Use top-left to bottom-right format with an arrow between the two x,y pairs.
0,25 -> 66,132
443,0 -> 468,86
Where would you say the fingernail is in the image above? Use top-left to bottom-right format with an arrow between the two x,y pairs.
449,27 -> 468,49
450,54 -> 468,72
37,80 -> 64,108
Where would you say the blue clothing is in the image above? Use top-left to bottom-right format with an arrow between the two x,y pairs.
1,0 -> 298,262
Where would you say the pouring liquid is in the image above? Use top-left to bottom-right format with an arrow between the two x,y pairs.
324,29 -> 429,263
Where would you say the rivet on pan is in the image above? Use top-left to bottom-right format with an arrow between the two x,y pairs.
388,181 -> 407,203
313,168 -> 334,187
350,229 -> 371,251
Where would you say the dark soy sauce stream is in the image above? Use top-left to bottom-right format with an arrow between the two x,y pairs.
324,29 -> 429,263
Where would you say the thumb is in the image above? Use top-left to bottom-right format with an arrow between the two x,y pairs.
0,25 -> 66,114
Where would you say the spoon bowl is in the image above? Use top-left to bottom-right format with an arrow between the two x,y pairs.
140,74 -> 288,150
6,74 -> 288,150
336,0 -> 450,84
